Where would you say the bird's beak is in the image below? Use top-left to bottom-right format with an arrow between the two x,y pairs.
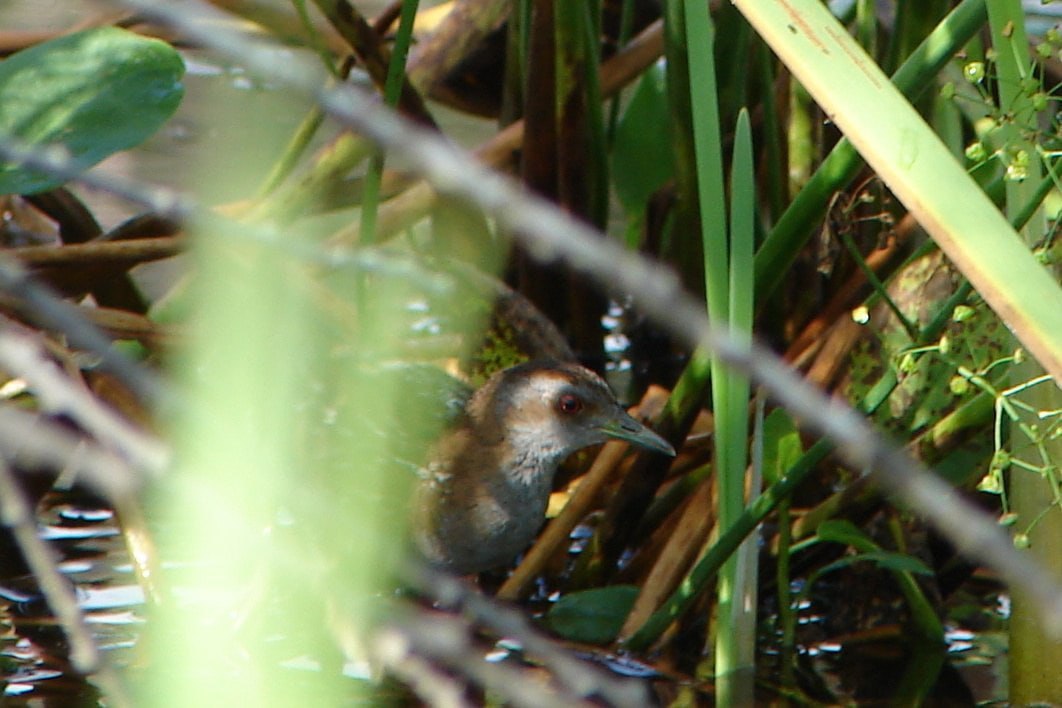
599,411 -> 676,456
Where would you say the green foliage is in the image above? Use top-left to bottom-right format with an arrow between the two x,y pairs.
817,549 -> 934,577
761,408 -> 803,485
803,520 -> 942,641
847,256 -> 1011,435
0,27 -> 184,194
815,520 -> 930,575
546,585 -> 639,644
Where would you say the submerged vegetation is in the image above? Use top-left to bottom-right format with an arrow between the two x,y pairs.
0,0 -> 1059,705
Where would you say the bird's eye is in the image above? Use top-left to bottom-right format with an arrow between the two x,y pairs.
557,393 -> 583,415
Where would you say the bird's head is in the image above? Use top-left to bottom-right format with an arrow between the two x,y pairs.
468,360 -> 675,477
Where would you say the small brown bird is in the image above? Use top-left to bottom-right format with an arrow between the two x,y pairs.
414,360 -> 675,574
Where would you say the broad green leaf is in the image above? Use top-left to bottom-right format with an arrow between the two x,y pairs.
546,585 -> 639,645
0,27 -> 185,194
611,62 -> 674,214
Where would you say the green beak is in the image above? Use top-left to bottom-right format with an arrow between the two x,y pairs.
600,411 -> 676,456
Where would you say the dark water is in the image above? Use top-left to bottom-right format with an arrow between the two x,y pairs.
0,493 -> 1011,705
1,491 -> 140,704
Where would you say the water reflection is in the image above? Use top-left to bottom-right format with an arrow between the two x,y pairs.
1,492 -> 137,703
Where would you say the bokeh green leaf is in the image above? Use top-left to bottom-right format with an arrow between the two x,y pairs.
0,27 -> 184,194
611,62 -> 674,238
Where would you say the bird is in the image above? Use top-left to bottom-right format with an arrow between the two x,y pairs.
413,359 -> 675,574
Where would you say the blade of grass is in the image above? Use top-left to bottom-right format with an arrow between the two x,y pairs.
361,0 -> 420,242
854,0 -> 877,56
254,0 -> 338,198
882,0 -> 950,75
721,106 -> 757,694
682,1 -> 760,694
679,0 -> 739,692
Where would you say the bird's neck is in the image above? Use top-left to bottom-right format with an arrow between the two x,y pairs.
496,421 -> 570,487
464,375 -> 572,487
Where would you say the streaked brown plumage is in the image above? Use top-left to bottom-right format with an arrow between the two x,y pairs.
414,360 -> 674,574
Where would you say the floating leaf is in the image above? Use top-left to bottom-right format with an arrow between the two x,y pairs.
0,27 -> 184,194
546,585 -> 639,645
